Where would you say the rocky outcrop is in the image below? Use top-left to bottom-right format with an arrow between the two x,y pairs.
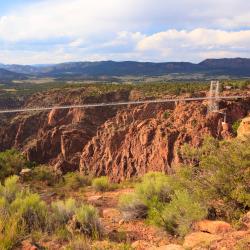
80,100 -> 250,181
238,116 -> 250,140
0,87 -> 249,180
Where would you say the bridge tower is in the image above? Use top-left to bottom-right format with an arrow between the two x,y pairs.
207,81 -> 220,113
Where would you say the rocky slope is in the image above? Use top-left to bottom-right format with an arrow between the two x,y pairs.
0,87 -> 249,181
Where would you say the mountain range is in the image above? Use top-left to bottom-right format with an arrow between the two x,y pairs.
0,58 -> 250,81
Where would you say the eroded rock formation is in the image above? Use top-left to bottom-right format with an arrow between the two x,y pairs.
0,87 -> 249,181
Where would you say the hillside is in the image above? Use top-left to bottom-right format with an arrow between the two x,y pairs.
1,58 -> 250,78
0,68 -> 27,82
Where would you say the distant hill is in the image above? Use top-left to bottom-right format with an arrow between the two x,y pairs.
0,58 -> 250,78
0,68 -> 27,82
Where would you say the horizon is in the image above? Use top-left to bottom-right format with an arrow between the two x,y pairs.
0,0 -> 250,64
1,57 -> 250,67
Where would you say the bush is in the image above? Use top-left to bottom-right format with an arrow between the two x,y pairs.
52,198 -> 102,239
179,136 -> 250,221
32,165 -> 62,186
232,120 -> 242,135
51,198 -> 77,226
73,204 -> 102,238
157,190 -> 207,236
64,172 -> 92,190
92,176 -> 110,192
0,176 -> 48,249
10,193 -> 48,232
0,149 -> 28,181
118,193 -> 148,220
135,172 -> 173,204
0,175 -> 22,203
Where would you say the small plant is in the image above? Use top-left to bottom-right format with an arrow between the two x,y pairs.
0,149 -> 28,181
163,110 -> 171,119
64,172 -> 92,190
159,190 -> 207,237
10,193 -> 48,233
232,120 -> 242,135
51,198 -> 77,225
118,193 -> 148,220
92,176 -> 110,192
135,172 -> 173,204
32,165 -> 62,186
0,176 -> 48,249
0,175 -> 22,203
71,204 -> 102,239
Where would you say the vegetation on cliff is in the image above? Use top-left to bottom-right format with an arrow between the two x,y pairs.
119,136 -> 250,236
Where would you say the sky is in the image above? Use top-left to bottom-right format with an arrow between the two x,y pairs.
0,0 -> 250,64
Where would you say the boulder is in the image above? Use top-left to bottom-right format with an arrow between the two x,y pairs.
237,116 -> 250,140
183,232 -> 222,249
20,168 -> 32,175
194,220 -> 232,234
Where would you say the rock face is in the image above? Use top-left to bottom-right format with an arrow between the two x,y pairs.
183,232 -> 222,249
80,100 -> 250,181
238,116 -> 250,140
0,87 -> 249,181
194,220 -> 232,234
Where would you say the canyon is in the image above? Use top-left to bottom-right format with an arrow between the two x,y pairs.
0,86 -> 249,182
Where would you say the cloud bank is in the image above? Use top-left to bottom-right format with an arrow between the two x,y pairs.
0,0 -> 250,64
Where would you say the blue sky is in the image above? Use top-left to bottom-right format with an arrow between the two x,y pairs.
0,0 -> 250,64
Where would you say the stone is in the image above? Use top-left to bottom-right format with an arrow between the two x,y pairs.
119,219 -> 125,225
183,232 -> 222,249
20,168 -> 32,175
237,116 -> 250,140
194,220 -> 232,234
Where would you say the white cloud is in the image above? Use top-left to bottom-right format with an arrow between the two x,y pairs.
0,0 -> 250,63
136,29 -> 250,61
1,0 -> 250,42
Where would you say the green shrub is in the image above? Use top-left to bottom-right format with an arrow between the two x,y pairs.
0,175 -> 22,203
179,136 -> 250,221
73,204 -> 102,239
0,176 -> 48,249
163,111 -> 171,119
32,165 -> 62,186
64,172 -> 92,190
135,172 -> 173,204
52,198 -> 103,239
157,190 -> 207,236
118,193 -> 148,220
10,193 -> 48,233
232,120 -> 242,135
51,198 -> 77,225
0,149 -> 28,182
92,176 -> 110,192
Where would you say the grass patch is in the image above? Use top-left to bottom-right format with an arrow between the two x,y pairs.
92,176 -> 115,192
64,172 -> 92,190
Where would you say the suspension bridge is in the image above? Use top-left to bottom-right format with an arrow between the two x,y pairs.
0,82 -> 249,114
